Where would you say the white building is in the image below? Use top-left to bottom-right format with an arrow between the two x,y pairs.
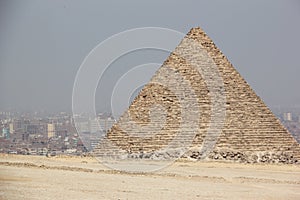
47,123 -> 56,138
283,112 -> 292,121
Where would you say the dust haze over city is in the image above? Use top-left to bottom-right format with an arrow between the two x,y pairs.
1,1 -> 300,200
1,0 -> 300,114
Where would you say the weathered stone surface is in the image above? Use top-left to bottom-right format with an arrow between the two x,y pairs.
93,27 -> 300,164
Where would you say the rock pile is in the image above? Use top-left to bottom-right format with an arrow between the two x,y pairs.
206,150 -> 298,164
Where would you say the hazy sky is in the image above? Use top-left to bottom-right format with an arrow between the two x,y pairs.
0,0 -> 300,114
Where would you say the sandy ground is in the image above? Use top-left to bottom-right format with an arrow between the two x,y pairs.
0,154 -> 300,200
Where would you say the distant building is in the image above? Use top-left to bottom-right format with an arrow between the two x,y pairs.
25,124 -> 39,135
77,121 -> 90,133
89,119 -> 100,133
9,123 -> 14,134
98,117 -> 116,132
47,123 -> 56,138
283,112 -> 292,121
2,128 -> 10,139
9,119 -> 25,134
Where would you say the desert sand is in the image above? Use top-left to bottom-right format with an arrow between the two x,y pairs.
0,154 -> 300,200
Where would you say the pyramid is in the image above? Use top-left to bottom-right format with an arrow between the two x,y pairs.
93,27 -> 300,164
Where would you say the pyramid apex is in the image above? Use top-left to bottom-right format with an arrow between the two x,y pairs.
187,27 -> 206,36
184,27 -> 209,43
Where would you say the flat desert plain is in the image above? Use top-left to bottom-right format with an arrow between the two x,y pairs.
0,154 -> 300,200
